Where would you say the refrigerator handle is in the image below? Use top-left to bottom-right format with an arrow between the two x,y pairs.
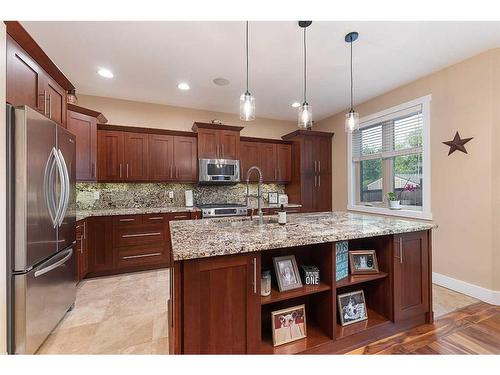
56,149 -> 70,227
34,247 -> 73,278
44,148 -> 59,227
53,149 -> 66,226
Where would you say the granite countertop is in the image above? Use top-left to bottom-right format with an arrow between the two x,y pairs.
76,206 -> 199,221
170,211 -> 437,261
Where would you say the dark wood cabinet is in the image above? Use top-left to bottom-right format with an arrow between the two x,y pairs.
97,130 -> 124,181
123,132 -> 149,180
76,220 -> 89,282
240,140 -> 292,183
149,134 -> 174,180
67,109 -> 97,181
393,231 -> 431,322
283,130 -> 334,212
173,136 -> 197,182
6,34 -> 68,127
193,122 -> 243,160
87,216 -> 114,274
182,254 -> 260,354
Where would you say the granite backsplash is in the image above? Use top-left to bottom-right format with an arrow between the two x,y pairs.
76,183 -> 286,210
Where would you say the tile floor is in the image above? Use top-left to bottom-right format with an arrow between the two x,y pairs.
36,269 -> 479,354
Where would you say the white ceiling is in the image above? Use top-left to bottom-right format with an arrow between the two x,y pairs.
22,21 -> 500,122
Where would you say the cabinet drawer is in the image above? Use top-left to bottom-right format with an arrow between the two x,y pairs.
113,215 -> 143,227
113,224 -> 166,247
116,244 -> 169,269
166,212 -> 191,221
143,213 -> 169,224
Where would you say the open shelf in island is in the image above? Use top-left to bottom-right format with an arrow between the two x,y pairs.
336,308 -> 391,340
335,272 -> 388,289
261,282 -> 331,305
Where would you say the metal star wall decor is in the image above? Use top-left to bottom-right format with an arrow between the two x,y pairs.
443,131 -> 473,155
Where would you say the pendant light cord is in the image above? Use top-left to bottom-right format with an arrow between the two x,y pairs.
350,39 -> 354,111
246,21 -> 249,93
303,27 -> 307,103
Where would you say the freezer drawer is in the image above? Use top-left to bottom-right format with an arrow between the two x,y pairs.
14,246 -> 76,354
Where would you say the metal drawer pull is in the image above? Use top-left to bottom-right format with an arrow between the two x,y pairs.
148,217 -> 164,220
119,218 -> 135,222
122,232 -> 162,238
252,257 -> 257,294
122,252 -> 162,260
399,237 -> 403,264
174,215 -> 188,219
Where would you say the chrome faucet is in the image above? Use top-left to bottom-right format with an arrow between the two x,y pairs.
246,166 -> 263,224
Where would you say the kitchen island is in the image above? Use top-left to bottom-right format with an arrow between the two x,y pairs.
168,212 -> 436,354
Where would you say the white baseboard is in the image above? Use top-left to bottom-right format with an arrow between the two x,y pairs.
433,272 -> 500,306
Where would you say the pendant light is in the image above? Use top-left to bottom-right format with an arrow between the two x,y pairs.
345,31 -> 359,133
298,21 -> 313,129
240,21 -> 255,121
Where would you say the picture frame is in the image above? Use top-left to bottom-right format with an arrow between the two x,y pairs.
271,304 -> 307,346
337,290 -> 368,326
349,250 -> 379,275
273,255 -> 302,292
268,192 -> 278,204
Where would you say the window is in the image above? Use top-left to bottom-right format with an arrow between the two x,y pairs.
348,95 -> 431,220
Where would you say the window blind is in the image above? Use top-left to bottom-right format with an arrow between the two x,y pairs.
352,106 -> 423,162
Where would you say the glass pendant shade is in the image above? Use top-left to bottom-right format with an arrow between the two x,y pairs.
240,91 -> 255,121
298,102 -> 313,129
345,109 -> 360,133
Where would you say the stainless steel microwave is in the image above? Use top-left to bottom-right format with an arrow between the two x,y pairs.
198,158 -> 240,184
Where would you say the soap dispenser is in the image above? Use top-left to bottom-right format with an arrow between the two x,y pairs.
278,204 -> 287,226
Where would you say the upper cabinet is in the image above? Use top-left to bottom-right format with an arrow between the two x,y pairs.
282,130 -> 334,212
98,126 -> 198,183
5,22 -> 75,128
193,122 -> 243,160
240,139 -> 292,183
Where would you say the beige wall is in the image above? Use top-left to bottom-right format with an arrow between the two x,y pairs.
315,49 -> 500,292
78,95 -> 296,140
1,23 -> 8,354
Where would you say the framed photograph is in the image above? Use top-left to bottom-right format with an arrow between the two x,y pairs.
337,290 -> 368,326
268,192 -> 278,204
271,304 -> 307,346
273,255 -> 302,292
349,250 -> 379,275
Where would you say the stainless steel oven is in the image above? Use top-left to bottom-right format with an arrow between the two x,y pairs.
198,158 -> 240,184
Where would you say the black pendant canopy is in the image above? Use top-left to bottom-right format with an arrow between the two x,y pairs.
298,21 -> 312,28
345,31 -> 359,43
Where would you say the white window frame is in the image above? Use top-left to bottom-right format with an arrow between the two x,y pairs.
347,95 -> 432,220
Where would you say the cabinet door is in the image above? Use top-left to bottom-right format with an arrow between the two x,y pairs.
259,143 -> 276,182
76,222 -> 84,282
183,254 -> 260,354
149,134 -> 174,180
240,141 -> 260,182
81,220 -> 89,278
123,132 -> 149,180
316,137 -> 331,174
173,136 -> 197,182
67,110 -> 97,181
300,173 -> 315,212
87,217 -> 114,273
276,144 -> 291,183
197,128 -> 219,159
219,130 -> 240,159
97,130 -> 124,181
301,136 -> 315,174
44,75 -> 67,127
6,35 -> 44,113
314,174 -> 332,211
393,231 -> 430,322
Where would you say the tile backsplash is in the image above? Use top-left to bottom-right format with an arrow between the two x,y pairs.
76,182 -> 286,210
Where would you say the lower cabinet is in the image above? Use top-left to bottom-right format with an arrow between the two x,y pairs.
75,220 -> 89,282
182,254 -> 261,354
85,212 -> 195,278
393,231 -> 431,322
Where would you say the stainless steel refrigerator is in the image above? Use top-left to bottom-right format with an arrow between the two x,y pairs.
7,105 -> 77,354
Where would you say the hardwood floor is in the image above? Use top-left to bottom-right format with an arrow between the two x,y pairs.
348,302 -> 500,354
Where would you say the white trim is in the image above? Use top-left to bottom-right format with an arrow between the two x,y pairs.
433,272 -> 500,306
347,95 -> 432,220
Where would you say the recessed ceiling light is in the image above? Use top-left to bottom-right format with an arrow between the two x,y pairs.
213,77 -> 230,86
291,102 -> 301,108
97,68 -> 113,78
177,82 -> 190,91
